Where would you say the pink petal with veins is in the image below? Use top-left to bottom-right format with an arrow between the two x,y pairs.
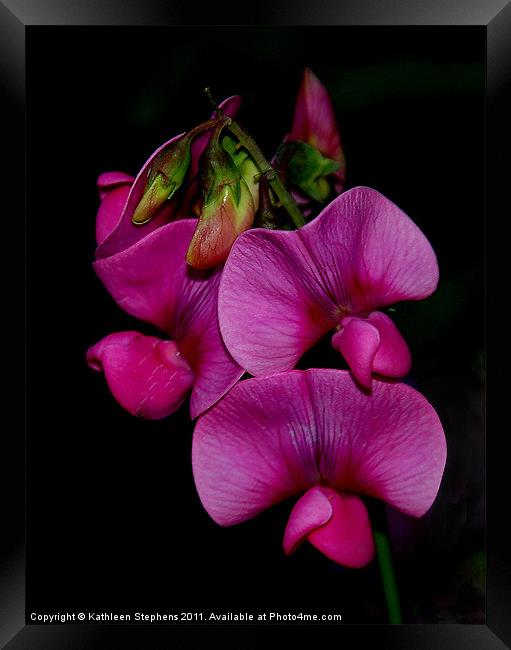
219,187 -> 438,380
192,369 -> 446,532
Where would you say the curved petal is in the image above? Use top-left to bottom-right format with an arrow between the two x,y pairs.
368,311 -> 411,378
86,331 -> 195,419
284,486 -> 375,568
97,171 -> 135,198
219,187 -> 438,376
94,219 -> 243,417
283,485 -> 333,554
290,68 -> 345,190
332,317 -> 380,389
96,182 -> 133,245
192,369 -> 447,527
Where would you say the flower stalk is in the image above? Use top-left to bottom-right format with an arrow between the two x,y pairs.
205,87 -> 306,229
374,528 -> 402,624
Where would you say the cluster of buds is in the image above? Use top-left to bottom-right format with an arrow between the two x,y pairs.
118,69 -> 345,270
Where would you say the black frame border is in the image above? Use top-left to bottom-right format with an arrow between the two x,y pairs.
2,1 -> 507,647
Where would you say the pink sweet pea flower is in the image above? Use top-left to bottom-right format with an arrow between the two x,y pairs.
87,219 -> 243,419
289,67 -> 345,194
219,186 -> 438,389
192,369 -> 446,568
276,68 -> 345,213
95,96 -> 242,260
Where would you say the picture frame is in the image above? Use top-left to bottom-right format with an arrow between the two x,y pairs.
1,1 -> 506,647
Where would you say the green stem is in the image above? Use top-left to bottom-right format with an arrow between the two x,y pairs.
374,529 -> 402,624
204,87 -> 306,229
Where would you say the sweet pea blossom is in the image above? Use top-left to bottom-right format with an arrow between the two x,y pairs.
95,96 -> 241,260
279,68 -> 345,210
87,219 -> 243,419
192,369 -> 446,568
219,186 -> 439,389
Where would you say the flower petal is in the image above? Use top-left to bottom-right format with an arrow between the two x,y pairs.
219,229 -> 336,375
290,68 -> 345,190
96,179 -> 133,245
368,311 -> 411,378
97,171 -> 135,198
284,486 -> 375,568
94,219 -> 243,417
332,317 -> 380,389
192,369 -> 446,528
219,187 -> 438,376
86,331 -> 195,419
283,485 -> 333,554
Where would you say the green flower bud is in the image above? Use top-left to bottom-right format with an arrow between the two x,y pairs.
186,131 -> 255,269
132,135 -> 192,225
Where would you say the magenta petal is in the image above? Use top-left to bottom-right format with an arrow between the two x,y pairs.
283,485 -> 333,554
219,229 -> 336,376
284,486 -> 374,567
332,318 -> 380,389
97,171 -> 135,198
368,311 -> 411,378
94,219 -> 243,417
305,488 -> 374,568
86,331 -> 195,419
192,370 -> 447,527
219,187 -> 439,377
96,182 -> 133,245
290,68 -> 345,188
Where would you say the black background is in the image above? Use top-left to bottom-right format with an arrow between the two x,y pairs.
26,26 -> 485,623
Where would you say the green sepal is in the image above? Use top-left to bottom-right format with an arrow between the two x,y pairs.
280,140 -> 340,202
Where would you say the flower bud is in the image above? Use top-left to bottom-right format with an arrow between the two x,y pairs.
132,135 -> 191,225
186,130 -> 256,269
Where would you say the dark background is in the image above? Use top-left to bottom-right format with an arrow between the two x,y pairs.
26,26 -> 485,623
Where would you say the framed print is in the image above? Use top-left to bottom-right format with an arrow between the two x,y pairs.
1,1 -> 508,648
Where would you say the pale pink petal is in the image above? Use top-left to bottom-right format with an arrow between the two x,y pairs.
368,311 -> 411,378
94,219 -> 243,417
192,370 -> 447,527
290,68 -> 345,189
219,187 -> 438,376
86,331 -> 195,419
284,486 -> 375,568
332,317 -> 380,389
